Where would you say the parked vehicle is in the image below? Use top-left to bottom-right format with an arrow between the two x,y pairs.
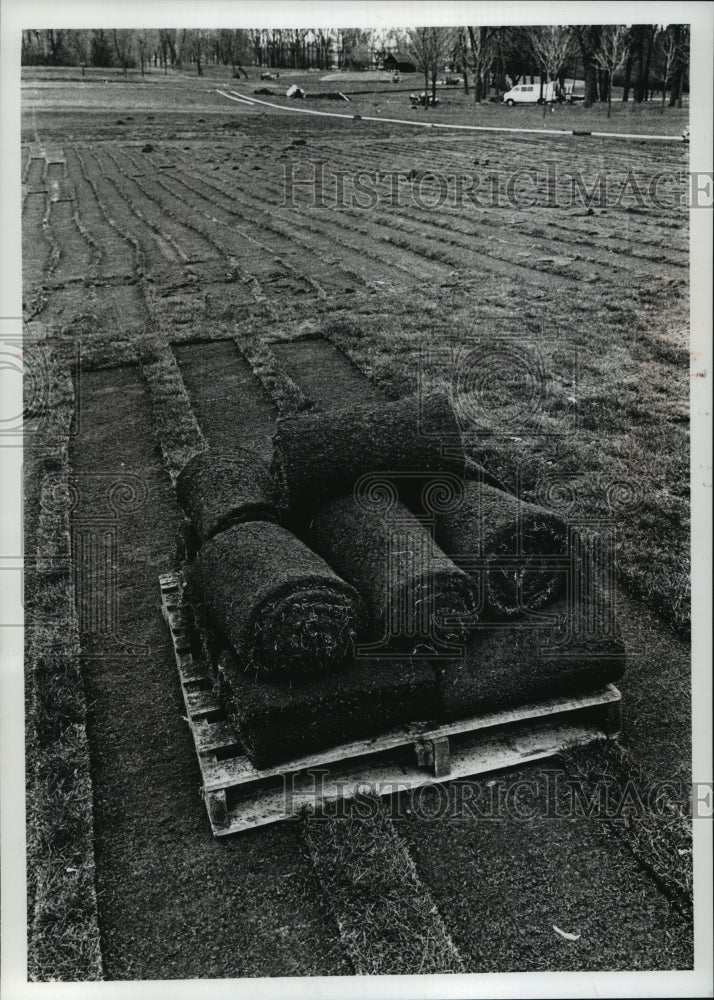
503,81 -> 562,106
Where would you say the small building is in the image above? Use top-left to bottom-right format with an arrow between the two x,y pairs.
383,52 -> 416,73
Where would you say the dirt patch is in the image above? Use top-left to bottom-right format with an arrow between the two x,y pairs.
271,337 -> 384,410
173,339 -> 278,455
91,282 -> 147,332
38,283 -> 94,328
26,156 -> 46,188
22,192 -> 50,292
70,364 -> 349,979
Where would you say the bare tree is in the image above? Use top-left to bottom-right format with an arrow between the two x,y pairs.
657,25 -> 688,111
407,26 -> 454,104
66,30 -> 92,77
592,25 -> 629,117
456,28 -> 469,94
667,24 -> 689,108
112,29 -> 135,77
136,29 -> 153,77
526,25 -> 575,115
219,29 -> 250,76
466,26 -> 497,102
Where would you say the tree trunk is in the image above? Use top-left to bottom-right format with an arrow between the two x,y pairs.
607,73 -> 613,117
622,50 -> 633,101
669,61 -> 683,107
463,65 -> 469,94
575,25 -> 601,106
641,28 -> 654,102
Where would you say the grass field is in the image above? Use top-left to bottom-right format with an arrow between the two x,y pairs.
21,67 -> 692,981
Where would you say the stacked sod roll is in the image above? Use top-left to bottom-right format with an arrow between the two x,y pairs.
436,596 -> 626,720
176,446 -> 278,543
193,521 -> 364,679
307,493 -> 478,650
271,392 -> 474,516
216,647 -> 438,767
432,481 -> 568,618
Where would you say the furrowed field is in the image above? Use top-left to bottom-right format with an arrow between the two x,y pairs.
22,68 -> 693,981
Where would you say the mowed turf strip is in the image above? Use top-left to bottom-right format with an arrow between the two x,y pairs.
70,366 -> 349,978
173,339 -> 278,456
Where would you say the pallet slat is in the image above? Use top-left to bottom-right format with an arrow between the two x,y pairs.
160,572 -> 622,836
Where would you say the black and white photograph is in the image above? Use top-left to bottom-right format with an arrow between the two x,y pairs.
1,1 -> 712,996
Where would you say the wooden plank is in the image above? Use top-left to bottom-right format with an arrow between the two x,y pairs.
194,718 -> 242,754
215,719 -> 609,835
185,689 -> 221,719
199,685 -> 620,792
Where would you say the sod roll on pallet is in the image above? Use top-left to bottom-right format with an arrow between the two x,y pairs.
271,392 -> 469,516
307,494 -> 478,650
176,447 -> 278,544
217,648 -> 438,768
436,596 -> 626,720
433,482 -> 568,618
193,521 -> 364,678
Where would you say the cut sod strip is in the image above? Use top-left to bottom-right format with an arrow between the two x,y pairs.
193,521 -> 364,678
437,596 -> 626,721
302,801 -> 464,975
271,337 -> 385,410
433,481 -> 569,618
173,339 -> 278,456
176,447 -> 278,544
70,365 -> 349,978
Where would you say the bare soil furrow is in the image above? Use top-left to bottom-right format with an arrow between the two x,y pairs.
47,200 -> 96,285
272,337 -> 385,410
80,148 -> 181,272
372,204 -> 674,289
25,156 -> 46,189
22,192 -> 51,294
100,148 -> 203,263
65,148 -> 137,279
111,148 -> 334,303
165,165 -> 375,298
277,143 -> 686,272
196,165 -> 452,291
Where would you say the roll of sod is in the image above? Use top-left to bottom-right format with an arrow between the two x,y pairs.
433,481 -> 568,618
176,447 -> 278,544
217,648 -> 438,768
437,597 -> 626,721
194,521 -> 364,677
307,494 -> 478,649
271,392 -> 467,516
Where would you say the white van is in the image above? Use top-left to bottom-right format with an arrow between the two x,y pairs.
503,81 -> 560,106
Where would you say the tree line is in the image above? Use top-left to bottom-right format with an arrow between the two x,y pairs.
21,25 -> 689,108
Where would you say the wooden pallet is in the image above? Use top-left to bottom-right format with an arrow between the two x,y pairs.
160,573 -> 621,837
